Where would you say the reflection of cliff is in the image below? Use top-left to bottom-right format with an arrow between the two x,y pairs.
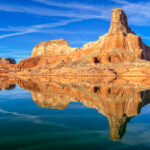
29,81 -> 150,141
0,77 -> 16,90
1,77 -> 150,141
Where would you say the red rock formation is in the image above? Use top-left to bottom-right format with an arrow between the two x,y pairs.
1,8 -> 150,77
17,8 -> 150,72
88,8 -> 145,63
109,8 -> 134,34
0,58 -> 17,74
32,38 -> 78,57
0,58 -> 16,64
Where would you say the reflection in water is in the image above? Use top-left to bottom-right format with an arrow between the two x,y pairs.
1,77 -> 150,141
5,84 -> 16,90
0,78 -> 16,90
0,84 -> 16,90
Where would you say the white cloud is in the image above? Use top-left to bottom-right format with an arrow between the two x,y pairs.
32,0 -> 150,26
32,0 -> 102,11
0,19 -> 82,39
0,109 -> 38,119
0,2 -> 106,19
0,1 -> 110,40
0,0 -> 149,26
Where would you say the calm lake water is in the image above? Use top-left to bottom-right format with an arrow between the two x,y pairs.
0,78 -> 150,150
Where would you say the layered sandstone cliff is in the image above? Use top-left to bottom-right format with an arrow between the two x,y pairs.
15,8 -> 150,74
1,8 -> 150,76
32,38 -> 78,57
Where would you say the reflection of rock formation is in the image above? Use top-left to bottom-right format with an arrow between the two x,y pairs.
108,115 -> 131,141
32,91 -> 74,110
0,84 -> 16,90
1,77 -> 150,141
28,81 -> 150,141
0,77 -> 16,90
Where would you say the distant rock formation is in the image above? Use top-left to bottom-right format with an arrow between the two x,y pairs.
0,58 -> 16,64
5,58 -> 16,64
0,58 -> 16,74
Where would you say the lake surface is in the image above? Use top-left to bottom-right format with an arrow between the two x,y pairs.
0,77 -> 150,150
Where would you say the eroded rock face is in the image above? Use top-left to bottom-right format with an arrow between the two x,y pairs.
89,34 -> 143,64
109,8 -> 134,34
85,8 -> 150,64
32,39 -> 78,57
87,8 -> 145,64
28,8 -> 150,68
0,58 -> 17,73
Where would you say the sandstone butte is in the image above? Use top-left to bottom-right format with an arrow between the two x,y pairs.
1,76 -> 150,141
1,8 -> 150,77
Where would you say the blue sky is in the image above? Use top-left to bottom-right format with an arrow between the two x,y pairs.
0,0 -> 150,62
